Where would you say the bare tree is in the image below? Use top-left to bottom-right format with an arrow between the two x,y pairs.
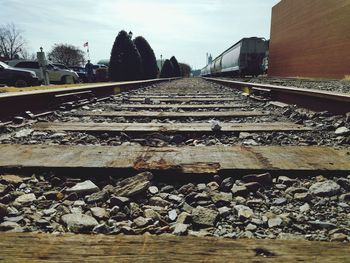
0,23 -> 26,59
20,49 -> 36,60
48,43 -> 86,66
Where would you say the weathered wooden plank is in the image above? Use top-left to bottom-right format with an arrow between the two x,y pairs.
132,93 -> 233,96
73,110 -> 268,118
126,95 -> 237,99
0,233 -> 349,263
109,103 -> 246,109
0,144 -> 348,173
116,97 -> 238,102
33,122 -> 311,133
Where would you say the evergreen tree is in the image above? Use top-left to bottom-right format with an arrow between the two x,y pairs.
109,30 -> 143,81
133,36 -> 158,79
170,56 -> 181,77
179,63 -> 192,77
160,59 -> 174,78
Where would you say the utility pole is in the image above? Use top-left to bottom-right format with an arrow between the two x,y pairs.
160,54 -> 163,69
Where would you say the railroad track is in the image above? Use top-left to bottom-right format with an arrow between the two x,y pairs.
0,78 -> 349,261
204,77 -> 350,114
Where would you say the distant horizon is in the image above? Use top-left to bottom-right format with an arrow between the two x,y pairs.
0,0 -> 280,69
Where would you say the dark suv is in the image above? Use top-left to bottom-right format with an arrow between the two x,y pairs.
0,61 -> 39,87
69,66 -> 87,82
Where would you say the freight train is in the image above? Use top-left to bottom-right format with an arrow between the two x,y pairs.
201,37 -> 268,77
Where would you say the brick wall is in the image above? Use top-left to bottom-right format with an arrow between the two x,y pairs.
269,0 -> 350,79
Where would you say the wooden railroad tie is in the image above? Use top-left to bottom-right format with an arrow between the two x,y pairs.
33,122 -> 312,133
0,144 -> 348,174
72,110 -> 269,118
0,233 -> 349,262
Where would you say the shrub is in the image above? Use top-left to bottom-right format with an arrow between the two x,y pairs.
109,30 -> 143,81
179,63 -> 192,77
160,59 -> 174,78
170,56 -> 181,77
133,36 -> 158,80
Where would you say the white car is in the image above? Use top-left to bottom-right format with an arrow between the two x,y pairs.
7,60 -> 79,84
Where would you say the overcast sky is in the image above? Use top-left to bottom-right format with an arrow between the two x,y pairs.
1,0 -> 280,69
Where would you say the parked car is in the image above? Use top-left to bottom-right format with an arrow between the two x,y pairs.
0,61 -> 39,87
69,66 -> 87,82
7,60 -> 79,84
51,63 -> 70,70
92,64 -> 108,74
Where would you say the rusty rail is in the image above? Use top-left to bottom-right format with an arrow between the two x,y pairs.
203,77 -> 350,114
0,78 -> 179,122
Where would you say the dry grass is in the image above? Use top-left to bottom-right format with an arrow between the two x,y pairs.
293,76 -> 333,81
0,83 -> 105,93
284,76 -> 350,82
343,75 -> 350,81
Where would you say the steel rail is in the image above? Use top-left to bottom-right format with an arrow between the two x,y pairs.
0,78 -> 179,121
203,77 -> 350,114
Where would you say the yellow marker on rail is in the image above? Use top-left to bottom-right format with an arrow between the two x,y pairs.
242,86 -> 251,95
114,87 -> 121,94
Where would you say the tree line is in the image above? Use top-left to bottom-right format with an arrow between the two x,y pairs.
0,23 -> 192,81
0,23 -> 86,65
109,30 -> 189,81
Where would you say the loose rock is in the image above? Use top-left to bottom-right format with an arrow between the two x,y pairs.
210,191 -> 232,205
61,213 -> 98,233
173,223 -> 188,235
192,206 -> 218,227
268,217 -> 283,228
168,209 -> 177,221
309,180 -> 340,197
272,198 -> 287,206
299,203 -> 310,213
231,185 -> 248,196
234,205 -> 254,220
0,204 -> 8,220
0,221 -> 21,231
114,172 -> 153,197
87,191 -> 108,204
144,208 -> 161,220
330,233 -> 349,242
277,176 -> 297,186
337,178 -> 350,191
242,172 -> 272,186
149,197 -> 171,207
308,220 -> 337,229
294,192 -> 312,202
66,180 -> 100,195
0,175 -> 24,185
148,186 -> 159,194
133,216 -> 150,228
109,196 -> 130,207
334,127 -> 350,135
90,207 -> 108,219
211,121 -> 222,132
176,212 -> 191,224
13,193 -> 36,206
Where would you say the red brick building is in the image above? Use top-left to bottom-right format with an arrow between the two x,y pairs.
268,0 -> 350,79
